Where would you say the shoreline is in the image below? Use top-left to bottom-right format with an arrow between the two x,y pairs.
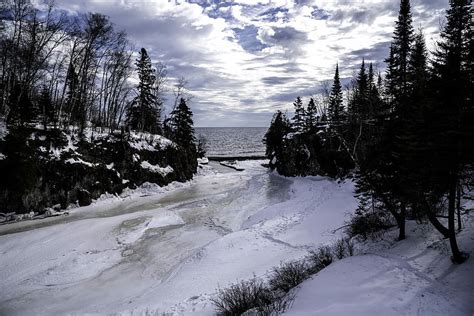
207,155 -> 267,161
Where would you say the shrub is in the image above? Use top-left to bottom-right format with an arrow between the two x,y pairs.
332,238 -> 346,259
307,246 -> 333,274
345,238 -> 355,256
212,277 -> 274,315
269,260 -> 308,293
22,187 -> 42,212
346,208 -> 392,240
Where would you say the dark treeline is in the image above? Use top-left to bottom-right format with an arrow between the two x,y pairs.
0,0 -> 195,142
0,0 -> 197,215
265,0 -> 473,263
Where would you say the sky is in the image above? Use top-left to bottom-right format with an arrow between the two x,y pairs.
54,0 -> 449,127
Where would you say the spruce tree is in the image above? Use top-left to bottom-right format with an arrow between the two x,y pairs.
390,0 -> 414,114
328,64 -> 344,123
291,96 -> 305,133
384,44 -> 397,110
264,110 -> 291,169
349,60 -> 368,121
428,0 -> 473,263
127,48 -> 159,133
306,98 -> 318,131
169,98 -> 195,148
367,63 -> 381,118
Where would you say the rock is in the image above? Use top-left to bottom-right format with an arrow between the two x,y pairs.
77,189 -> 92,207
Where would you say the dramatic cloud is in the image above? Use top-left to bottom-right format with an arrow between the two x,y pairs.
54,0 -> 449,127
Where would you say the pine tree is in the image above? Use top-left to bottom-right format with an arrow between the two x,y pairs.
306,98 -> 318,131
394,30 -> 429,212
408,31 -> 429,101
169,98 -> 195,148
328,64 -> 344,123
264,110 -> 291,169
291,96 -> 305,133
127,48 -> 159,133
349,60 -> 368,121
427,0 -> 473,263
390,0 -> 414,115
384,44 -> 397,110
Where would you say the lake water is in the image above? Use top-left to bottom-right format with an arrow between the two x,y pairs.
195,127 -> 267,158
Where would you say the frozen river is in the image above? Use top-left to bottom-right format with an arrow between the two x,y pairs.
0,161 -> 356,315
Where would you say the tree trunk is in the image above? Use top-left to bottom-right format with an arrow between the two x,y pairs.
398,203 -> 406,241
456,184 -> 462,231
448,171 -> 465,264
422,198 -> 450,238
381,195 -> 405,241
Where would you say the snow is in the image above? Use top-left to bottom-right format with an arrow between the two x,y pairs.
0,160 -> 472,315
140,161 -> 174,176
65,157 -> 97,168
129,132 -> 175,151
48,132 -> 79,160
286,214 -> 474,316
197,157 -> 209,164
0,118 -> 8,140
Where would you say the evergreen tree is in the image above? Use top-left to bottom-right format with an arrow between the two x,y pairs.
408,31 -> 429,101
393,30 -> 429,214
127,48 -> 159,133
169,98 -> 195,148
367,63 -> 381,118
328,63 -> 344,123
291,96 -> 305,133
384,44 -> 397,110
427,0 -> 473,263
390,0 -> 414,114
6,84 -> 38,127
264,110 -> 291,169
306,98 -> 318,131
349,60 -> 368,121
38,86 -> 56,130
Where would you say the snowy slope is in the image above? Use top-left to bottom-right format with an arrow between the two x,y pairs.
286,214 -> 474,316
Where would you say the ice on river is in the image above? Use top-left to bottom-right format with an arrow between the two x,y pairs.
0,160 -> 357,315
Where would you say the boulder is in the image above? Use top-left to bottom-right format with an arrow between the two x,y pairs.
77,189 -> 92,207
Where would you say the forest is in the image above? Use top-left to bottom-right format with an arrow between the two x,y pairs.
0,0 -> 197,215
264,0 -> 473,264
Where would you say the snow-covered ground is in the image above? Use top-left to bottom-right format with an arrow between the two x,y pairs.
287,211 -> 474,316
0,161 -> 356,315
0,161 -> 472,315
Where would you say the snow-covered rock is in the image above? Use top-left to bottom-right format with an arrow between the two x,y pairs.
140,161 -> 174,176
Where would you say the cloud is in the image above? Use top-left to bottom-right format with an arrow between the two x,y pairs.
52,0 -> 449,127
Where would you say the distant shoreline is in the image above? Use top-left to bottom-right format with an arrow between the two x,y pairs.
207,155 -> 267,161
195,127 -> 267,129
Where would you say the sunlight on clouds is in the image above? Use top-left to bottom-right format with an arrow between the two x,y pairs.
54,0 -> 448,126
